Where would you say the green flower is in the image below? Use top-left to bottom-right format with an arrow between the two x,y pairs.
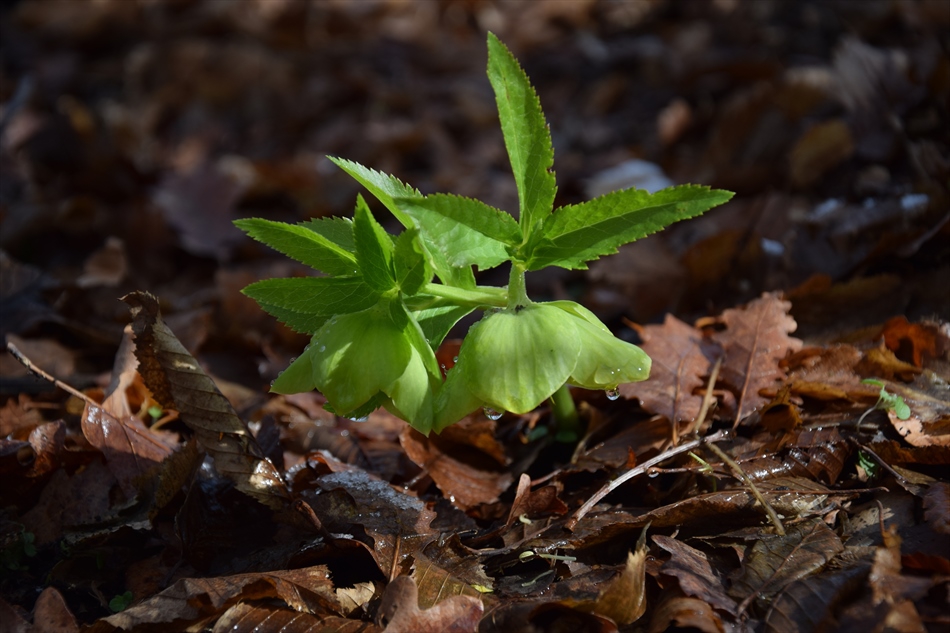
272,301 -> 440,430
434,301 -> 650,431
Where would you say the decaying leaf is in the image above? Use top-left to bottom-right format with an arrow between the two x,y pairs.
621,314 -> 711,427
715,293 -> 802,426
377,575 -> 483,633
589,543 -> 648,625
505,473 -> 568,527
648,594 -> 726,633
123,291 -> 290,509
213,602 -> 382,633
881,374 -> 950,447
922,482 -> 950,535
764,560 -> 871,633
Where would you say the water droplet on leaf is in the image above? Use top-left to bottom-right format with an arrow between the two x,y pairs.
483,407 -> 503,420
606,387 -> 620,401
318,345 -> 326,352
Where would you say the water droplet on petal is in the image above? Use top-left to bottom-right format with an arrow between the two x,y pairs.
452,356 -> 458,363
606,387 -> 620,401
483,407 -> 503,420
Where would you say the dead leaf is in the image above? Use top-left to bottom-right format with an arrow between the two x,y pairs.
29,586 -> 79,633
87,566 -> 341,633
123,291 -> 289,509
789,118 -> 854,188
715,293 -> 802,426
729,519 -> 844,614
764,559 -> 872,633
212,602 -> 382,633
77,236 -> 127,288
400,427 -> 511,510
377,575 -> 483,633
621,314 -> 712,427
648,593 -> 726,633
505,474 -> 568,527
882,374 -> 950,447
590,545 -> 648,625
654,535 -> 736,614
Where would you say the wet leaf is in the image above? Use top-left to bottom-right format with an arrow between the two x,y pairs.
654,535 -> 736,614
123,291 -> 290,509
213,602 -> 382,633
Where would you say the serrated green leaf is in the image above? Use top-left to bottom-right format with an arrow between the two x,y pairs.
395,194 -> 521,270
353,195 -> 396,292
413,305 -> 475,351
526,185 -> 734,270
234,218 -> 357,276
487,32 -> 556,241
330,156 -> 476,289
393,228 -> 432,296
243,277 -> 378,330
299,216 -> 357,256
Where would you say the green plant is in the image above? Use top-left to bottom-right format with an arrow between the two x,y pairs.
236,34 -> 733,435
859,378 -> 911,423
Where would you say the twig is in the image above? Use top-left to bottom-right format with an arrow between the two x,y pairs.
683,354 -> 722,439
5,342 -> 98,407
567,430 -> 728,530
705,441 -> 785,536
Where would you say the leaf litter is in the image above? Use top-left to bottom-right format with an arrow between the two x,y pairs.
1,1 -> 948,632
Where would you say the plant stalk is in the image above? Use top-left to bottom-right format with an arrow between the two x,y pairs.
421,283 -> 507,308
550,383 -> 582,442
506,265 -> 531,310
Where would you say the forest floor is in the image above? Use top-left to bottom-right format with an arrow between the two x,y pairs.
1,1 -> 948,632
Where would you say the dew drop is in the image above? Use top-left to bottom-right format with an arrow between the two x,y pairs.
483,407 -> 503,420
289,357 -> 296,363
448,494 -> 456,503
452,356 -> 458,364
606,387 -> 620,401
352,416 -> 369,423
647,470 -> 660,478
318,345 -> 326,352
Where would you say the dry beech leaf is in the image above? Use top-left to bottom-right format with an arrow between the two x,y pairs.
621,314 -> 711,425
715,293 -> 802,426
87,566 -> 340,633
883,374 -> 950,447
413,547 -> 492,607
212,602 -> 381,633
377,575 -> 483,633
728,519 -> 844,612
123,291 -> 289,509
654,535 -> 736,614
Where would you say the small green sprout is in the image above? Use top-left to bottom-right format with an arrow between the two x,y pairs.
860,378 -> 911,423
236,34 -> 733,435
109,591 -> 134,613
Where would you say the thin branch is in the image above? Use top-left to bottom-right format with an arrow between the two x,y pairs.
705,441 -> 785,536
684,354 -> 722,439
5,341 -> 98,406
567,430 -> 728,530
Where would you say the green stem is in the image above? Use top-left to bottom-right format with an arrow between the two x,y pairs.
507,265 -> 531,310
550,383 -> 582,443
421,283 -> 507,308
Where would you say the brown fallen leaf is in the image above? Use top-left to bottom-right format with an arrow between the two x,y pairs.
714,293 -> 802,427
621,314 -> 712,429
123,291 -> 289,509
729,519 -> 844,615
377,575 -> 483,633
400,427 -> 511,510
413,541 -> 493,606
589,543 -> 648,625
922,482 -> 950,535
648,593 -> 726,633
505,473 -> 568,527
654,535 -> 736,615
212,602 -> 382,633
764,558 -> 871,633
881,374 -> 950,447
87,566 -> 341,633
29,586 -> 79,633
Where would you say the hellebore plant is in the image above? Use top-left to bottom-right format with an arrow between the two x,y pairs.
236,34 -> 733,436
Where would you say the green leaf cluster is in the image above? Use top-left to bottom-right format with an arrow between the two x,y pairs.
235,33 -> 734,434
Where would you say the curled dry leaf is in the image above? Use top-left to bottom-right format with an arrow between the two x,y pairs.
922,482 -> 950,535
764,559 -> 871,633
213,602 -> 382,633
377,575 -> 483,633
714,293 -> 802,427
123,291 -> 290,509
621,313 -> 711,426
505,473 -> 568,527
648,594 -> 726,633
881,374 -> 950,447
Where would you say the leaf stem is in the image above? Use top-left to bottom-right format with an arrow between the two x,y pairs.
420,283 -> 507,308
